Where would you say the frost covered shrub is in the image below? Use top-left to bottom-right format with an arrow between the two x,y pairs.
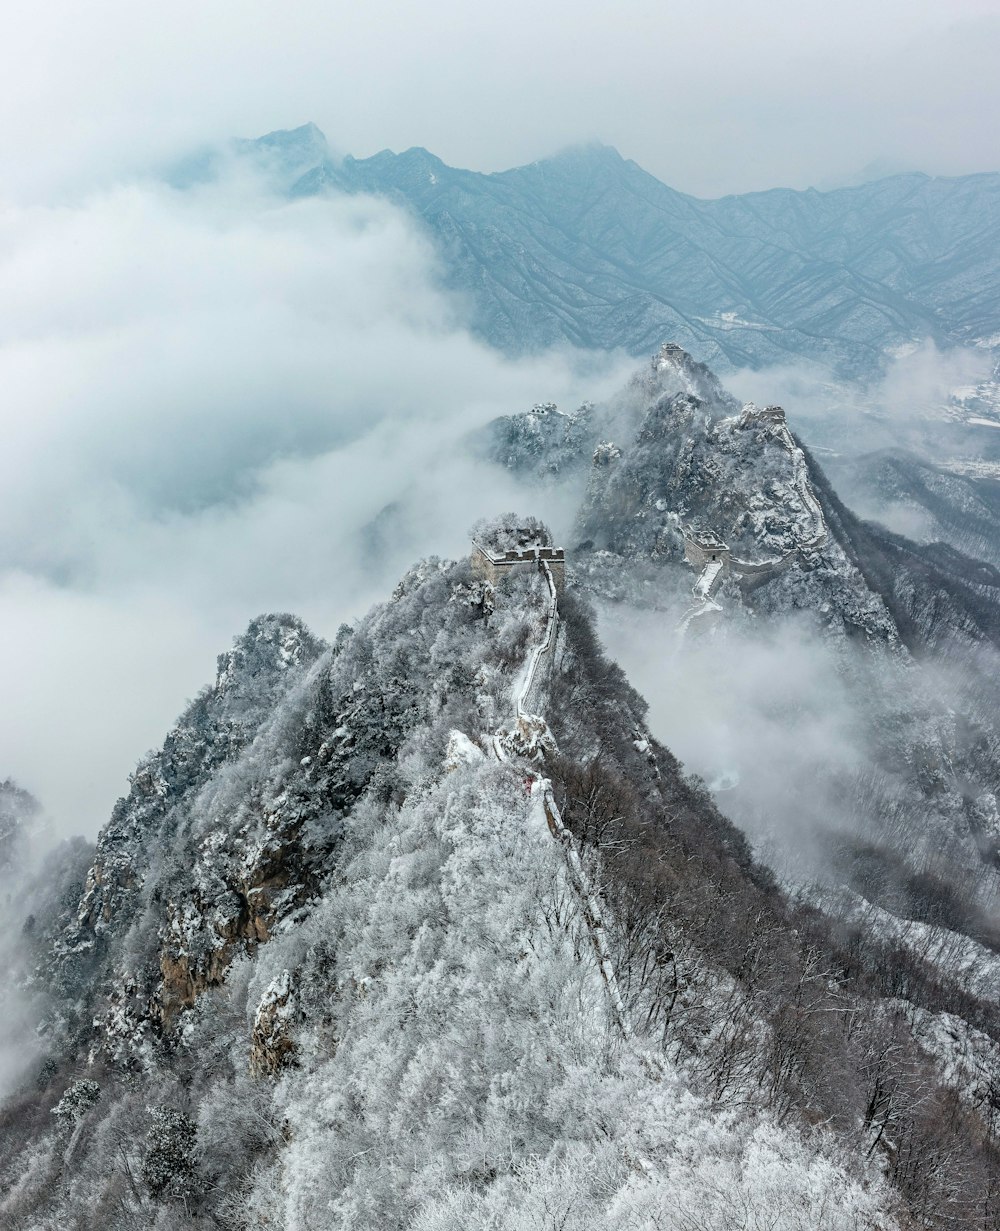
241,750 -> 897,1231
470,511 -> 552,552
52,1079 -> 101,1128
142,1107 -> 198,1200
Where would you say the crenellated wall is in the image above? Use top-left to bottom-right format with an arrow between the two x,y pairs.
472,542 -> 566,593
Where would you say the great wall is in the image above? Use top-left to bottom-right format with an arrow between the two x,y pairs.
471,539 -> 566,594
462,534 -> 635,1043
461,404 -> 832,1013
677,404 -> 828,637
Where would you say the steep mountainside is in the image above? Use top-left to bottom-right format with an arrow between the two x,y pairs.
487,345 -> 1000,912
9,533 -> 1000,1228
8,347 -> 1000,1228
826,448 -> 1000,569
227,125 -> 1000,376
3,556 -> 945,1231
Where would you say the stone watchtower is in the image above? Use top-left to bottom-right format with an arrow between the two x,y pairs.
682,528 -> 731,572
471,540 -> 566,594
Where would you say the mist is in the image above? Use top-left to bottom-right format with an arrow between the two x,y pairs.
0,2 -> 998,201
599,602 -> 868,872
3,160 -> 991,848
728,341 -> 996,457
0,169 -> 632,839
0,106 -> 995,856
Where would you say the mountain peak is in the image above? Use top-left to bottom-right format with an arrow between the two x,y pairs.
545,140 -> 625,164
526,141 -> 629,177
239,123 -> 331,180
249,122 -> 328,155
396,145 -> 446,166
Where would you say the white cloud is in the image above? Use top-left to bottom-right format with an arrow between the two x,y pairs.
599,604 -> 866,870
727,341 -> 995,455
0,1 -> 997,199
0,171 -> 630,836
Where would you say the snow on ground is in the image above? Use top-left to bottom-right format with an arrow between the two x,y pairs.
258,759 -> 896,1231
904,1004 -> 1000,1121
814,886 -> 1000,1003
247,570 -> 898,1229
694,559 -> 724,599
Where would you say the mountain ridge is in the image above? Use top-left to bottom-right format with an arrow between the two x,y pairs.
229,123 -> 1000,376
0,547 -> 967,1227
8,346 -> 1000,1228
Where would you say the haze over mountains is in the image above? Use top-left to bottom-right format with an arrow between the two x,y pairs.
6,110 -> 1000,1229
7,341 -> 1000,1227
188,124 -> 1000,576
203,123 -> 1000,378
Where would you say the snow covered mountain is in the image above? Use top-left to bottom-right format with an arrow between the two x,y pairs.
221,125 -> 1000,378
7,347 -> 1000,1228
487,343 -> 1000,927
489,343 -> 1000,642
0,548 -> 900,1228
825,446 -> 1000,570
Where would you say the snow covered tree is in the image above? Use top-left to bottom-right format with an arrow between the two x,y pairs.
470,512 -> 552,552
142,1107 -> 198,1201
51,1079 -> 101,1129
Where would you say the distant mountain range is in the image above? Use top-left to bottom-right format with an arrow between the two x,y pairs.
166,124 -> 1000,589
196,123 -> 1000,377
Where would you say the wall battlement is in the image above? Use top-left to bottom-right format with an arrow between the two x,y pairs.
738,403 -> 787,427
683,530 -> 731,571
471,541 -> 566,593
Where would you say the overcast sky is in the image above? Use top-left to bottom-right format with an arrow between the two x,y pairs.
1,0 -> 998,199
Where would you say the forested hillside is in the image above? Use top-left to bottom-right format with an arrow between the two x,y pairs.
213,124 -> 1000,376
0,545 -> 987,1229
7,348 -> 1000,1228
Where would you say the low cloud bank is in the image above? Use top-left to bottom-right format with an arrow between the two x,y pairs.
729,340 -> 994,455
0,170 -> 631,837
599,605 -> 866,872
6,162 -> 993,850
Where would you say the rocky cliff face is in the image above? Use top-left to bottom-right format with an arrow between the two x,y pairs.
488,345 -> 1000,909
54,616 -> 328,1024
37,561 -> 570,1065
8,345 -> 1000,1229
486,343 -> 1000,659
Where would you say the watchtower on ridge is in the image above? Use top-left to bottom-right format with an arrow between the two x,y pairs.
471,536 -> 566,594
683,528 -> 731,572
738,403 -> 787,428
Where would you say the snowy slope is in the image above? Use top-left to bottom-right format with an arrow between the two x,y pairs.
490,344 -> 1000,936
0,551 -> 928,1229
7,347 -> 1000,1226
258,758 -> 892,1231
266,128 -> 1000,376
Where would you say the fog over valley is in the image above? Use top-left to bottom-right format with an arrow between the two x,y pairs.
5,6 -> 1000,1229
5,145 -> 1000,837
0,170 -> 630,834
